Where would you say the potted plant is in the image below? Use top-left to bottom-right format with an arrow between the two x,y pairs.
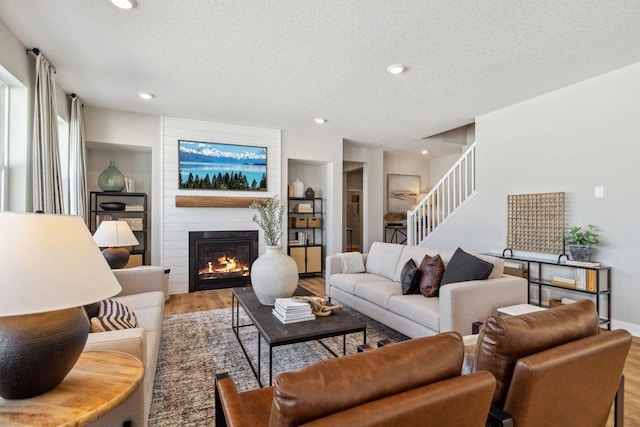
249,197 -> 298,305
250,197 -> 286,246
566,225 -> 599,262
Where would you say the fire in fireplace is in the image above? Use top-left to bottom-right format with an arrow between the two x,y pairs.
199,254 -> 248,279
189,230 -> 258,292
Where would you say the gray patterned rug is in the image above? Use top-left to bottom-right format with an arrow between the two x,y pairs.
148,307 -> 407,426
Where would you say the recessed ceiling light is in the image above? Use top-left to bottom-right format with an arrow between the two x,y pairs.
314,118 -> 327,124
387,64 -> 407,74
421,150 -> 429,155
138,92 -> 154,100
111,0 -> 137,10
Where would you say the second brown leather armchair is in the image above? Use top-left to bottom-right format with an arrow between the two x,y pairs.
475,299 -> 631,427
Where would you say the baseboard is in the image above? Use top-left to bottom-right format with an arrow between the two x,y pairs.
611,319 -> 640,337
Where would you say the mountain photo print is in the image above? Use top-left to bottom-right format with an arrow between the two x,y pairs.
178,140 -> 267,191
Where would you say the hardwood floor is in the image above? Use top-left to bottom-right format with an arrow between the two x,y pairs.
165,277 -> 639,425
164,277 -> 325,315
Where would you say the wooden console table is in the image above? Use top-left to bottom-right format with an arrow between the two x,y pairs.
0,351 -> 144,427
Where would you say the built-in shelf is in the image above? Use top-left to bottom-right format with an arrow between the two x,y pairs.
90,192 -> 149,267
288,197 -> 323,276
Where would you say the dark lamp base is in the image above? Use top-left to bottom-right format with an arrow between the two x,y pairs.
0,308 -> 89,399
102,247 -> 131,269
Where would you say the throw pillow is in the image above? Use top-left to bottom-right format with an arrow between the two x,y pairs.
400,259 -> 421,295
440,247 -> 494,286
418,254 -> 445,297
338,252 -> 365,274
89,298 -> 138,333
83,302 -> 100,319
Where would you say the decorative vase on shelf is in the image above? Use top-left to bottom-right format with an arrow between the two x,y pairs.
98,161 -> 126,192
250,245 -> 299,305
292,179 -> 304,198
305,187 -> 315,199
567,245 -> 596,262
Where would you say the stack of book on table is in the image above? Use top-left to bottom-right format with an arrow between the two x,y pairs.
272,298 -> 316,324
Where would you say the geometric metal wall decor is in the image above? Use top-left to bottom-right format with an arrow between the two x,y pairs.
507,192 -> 565,254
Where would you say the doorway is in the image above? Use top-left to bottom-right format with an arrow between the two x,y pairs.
344,163 -> 363,252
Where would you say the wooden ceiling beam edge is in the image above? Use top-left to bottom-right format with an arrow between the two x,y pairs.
175,195 -> 269,208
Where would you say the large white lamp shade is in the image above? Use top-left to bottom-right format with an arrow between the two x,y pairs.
0,212 -> 122,399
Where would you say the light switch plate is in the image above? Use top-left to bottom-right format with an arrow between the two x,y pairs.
594,186 -> 604,198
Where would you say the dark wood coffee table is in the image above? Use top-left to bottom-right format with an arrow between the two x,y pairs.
232,286 -> 367,387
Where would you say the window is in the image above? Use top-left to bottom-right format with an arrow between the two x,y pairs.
0,80 -> 8,211
0,64 -> 28,212
58,116 -> 69,214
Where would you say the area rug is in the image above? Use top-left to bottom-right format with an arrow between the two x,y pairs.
148,307 -> 407,426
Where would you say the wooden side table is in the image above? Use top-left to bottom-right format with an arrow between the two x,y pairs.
0,351 -> 144,427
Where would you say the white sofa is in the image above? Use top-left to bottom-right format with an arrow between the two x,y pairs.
326,242 -> 527,337
85,265 -> 165,427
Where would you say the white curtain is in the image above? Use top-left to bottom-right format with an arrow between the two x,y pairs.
69,95 -> 87,222
32,53 -> 63,213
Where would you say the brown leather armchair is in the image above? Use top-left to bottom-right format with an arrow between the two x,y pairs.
215,331 -> 496,427
474,299 -> 631,427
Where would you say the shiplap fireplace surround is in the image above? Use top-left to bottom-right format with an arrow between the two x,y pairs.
162,117 -> 282,295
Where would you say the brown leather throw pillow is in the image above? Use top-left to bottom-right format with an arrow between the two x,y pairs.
418,254 -> 445,297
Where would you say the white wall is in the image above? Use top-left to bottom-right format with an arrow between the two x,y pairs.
288,162 -> 323,198
163,117 -> 281,294
83,107 -> 161,200
344,141 -> 384,252
86,146 -> 152,195
425,62 -> 640,333
282,129 -> 343,259
427,124 -> 476,190
85,108 -> 160,149
430,152 -> 464,187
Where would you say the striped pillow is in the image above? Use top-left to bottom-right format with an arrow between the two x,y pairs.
90,298 -> 138,332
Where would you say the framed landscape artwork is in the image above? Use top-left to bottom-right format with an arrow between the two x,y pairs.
178,140 -> 267,191
387,174 -> 420,213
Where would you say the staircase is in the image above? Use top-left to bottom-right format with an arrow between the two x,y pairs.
407,142 -> 477,246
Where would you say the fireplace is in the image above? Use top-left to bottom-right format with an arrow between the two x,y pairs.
189,230 -> 258,292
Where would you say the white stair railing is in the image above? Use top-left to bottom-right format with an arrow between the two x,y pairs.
407,142 -> 477,246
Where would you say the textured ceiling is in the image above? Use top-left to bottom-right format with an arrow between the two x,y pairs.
1,0 -> 640,157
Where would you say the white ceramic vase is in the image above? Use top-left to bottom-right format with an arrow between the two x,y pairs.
292,179 -> 304,198
250,245 -> 299,305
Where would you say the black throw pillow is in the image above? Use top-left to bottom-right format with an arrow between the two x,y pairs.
83,302 -> 100,319
400,259 -> 422,295
440,247 -> 494,286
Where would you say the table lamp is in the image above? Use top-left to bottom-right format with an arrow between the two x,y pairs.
0,212 -> 122,399
92,220 -> 139,269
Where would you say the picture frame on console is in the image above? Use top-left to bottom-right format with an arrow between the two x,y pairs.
178,139 -> 267,191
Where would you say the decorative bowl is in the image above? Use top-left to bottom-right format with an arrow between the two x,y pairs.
99,202 -> 126,211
